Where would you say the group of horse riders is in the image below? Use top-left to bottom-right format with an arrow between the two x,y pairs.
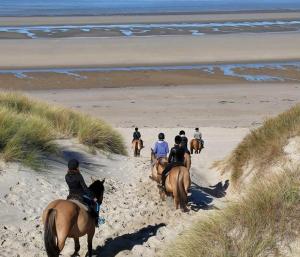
42,129 -> 204,257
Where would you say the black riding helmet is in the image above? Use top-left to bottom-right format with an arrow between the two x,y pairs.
158,132 -> 165,140
135,127 -> 138,131
175,135 -> 182,144
68,159 -> 79,170
179,130 -> 185,135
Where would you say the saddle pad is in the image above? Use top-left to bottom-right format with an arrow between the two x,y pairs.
68,199 -> 89,212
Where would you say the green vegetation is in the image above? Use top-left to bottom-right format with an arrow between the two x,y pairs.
0,92 -> 126,168
167,105 -> 300,257
166,168 -> 300,257
218,104 -> 300,184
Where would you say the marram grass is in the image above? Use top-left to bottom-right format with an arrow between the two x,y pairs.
218,104 -> 300,184
0,92 -> 126,168
166,168 -> 300,257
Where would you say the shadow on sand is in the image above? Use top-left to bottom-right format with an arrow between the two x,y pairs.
94,223 -> 166,257
188,180 -> 229,211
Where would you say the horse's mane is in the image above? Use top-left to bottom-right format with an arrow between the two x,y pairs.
89,180 -> 104,197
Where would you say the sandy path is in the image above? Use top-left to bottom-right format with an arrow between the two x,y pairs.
0,126 -> 247,257
1,32 -> 300,68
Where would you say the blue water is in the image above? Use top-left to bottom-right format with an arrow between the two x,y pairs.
1,62 -> 300,82
1,0 -> 300,16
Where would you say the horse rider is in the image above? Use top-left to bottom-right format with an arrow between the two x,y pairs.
153,132 -> 169,160
161,135 -> 185,190
65,159 -> 101,226
132,127 -> 143,148
179,130 -> 190,154
194,127 -> 204,148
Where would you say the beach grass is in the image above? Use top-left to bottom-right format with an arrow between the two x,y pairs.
216,104 -> 300,184
166,168 -> 300,257
0,92 -> 126,168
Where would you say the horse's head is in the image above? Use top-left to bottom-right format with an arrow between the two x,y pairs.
157,157 -> 168,169
89,179 -> 105,204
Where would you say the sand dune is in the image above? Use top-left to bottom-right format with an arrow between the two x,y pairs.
0,127 -> 247,257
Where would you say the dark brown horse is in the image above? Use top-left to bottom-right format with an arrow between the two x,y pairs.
190,139 -> 202,154
42,179 -> 105,257
132,139 -> 142,157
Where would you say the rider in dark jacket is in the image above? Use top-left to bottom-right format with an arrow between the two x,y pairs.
179,130 -> 190,154
132,127 -> 143,148
65,159 -> 101,226
161,136 -> 185,190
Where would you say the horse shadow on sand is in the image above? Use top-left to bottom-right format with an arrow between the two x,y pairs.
188,180 -> 229,211
93,223 -> 166,257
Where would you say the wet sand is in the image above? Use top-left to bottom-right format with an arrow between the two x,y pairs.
1,12 -> 300,26
1,65 -> 300,90
1,33 -> 300,69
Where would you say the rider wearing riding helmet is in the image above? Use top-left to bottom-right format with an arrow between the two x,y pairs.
161,135 -> 185,190
132,127 -> 143,148
179,130 -> 190,154
194,127 -> 204,148
153,132 -> 169,159
65,159 -> 101,226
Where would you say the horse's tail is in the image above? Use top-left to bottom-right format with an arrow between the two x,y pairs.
177,168 -> 187,210
44,208 -> 60,257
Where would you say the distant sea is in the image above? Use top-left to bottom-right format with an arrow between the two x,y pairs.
1,0 -> 300,17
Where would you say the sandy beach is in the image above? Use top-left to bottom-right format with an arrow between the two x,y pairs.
1,33 -> 300,69
1,12 -> 300,26
1,8 -> 300,257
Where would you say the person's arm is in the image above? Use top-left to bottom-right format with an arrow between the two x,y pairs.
168,148 -> 174,163
166,142 -> 169,154
153,142 -> 158,154
78,173 -> 91,196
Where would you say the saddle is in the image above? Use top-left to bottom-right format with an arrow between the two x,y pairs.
68,199 -> 89,212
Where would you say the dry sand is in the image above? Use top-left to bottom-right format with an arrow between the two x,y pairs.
26,83 -> 300,128
1,33 -> 300,69
0,127 -> 248,257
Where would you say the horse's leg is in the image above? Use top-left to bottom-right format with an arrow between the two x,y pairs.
72,238 -> 80,256
87,227 -> 95,257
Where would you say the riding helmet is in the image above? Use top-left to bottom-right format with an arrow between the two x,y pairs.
68,159 -> 79,170
175,135 -> 182,144
158,132 -> 165,140
179,130 -> 185,135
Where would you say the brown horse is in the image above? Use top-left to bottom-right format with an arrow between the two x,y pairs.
42,180 -> 105,257
132,139 -> 142,157
164,166 -> 191,210
184,152 -> 191,171
190,139 -> 202,154
150,156 -> 168,181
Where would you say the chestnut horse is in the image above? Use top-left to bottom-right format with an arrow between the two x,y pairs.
190,139 -> 202,154
184,152 -> 191,171
42,179 -> 105,257
150,151 -> 191,211
163,166 -> 191,211
132,139 -> 142,157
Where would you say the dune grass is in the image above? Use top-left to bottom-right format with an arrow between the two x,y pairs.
0,92 -> 126,168
217,104 -> 300,184
166,168 -> 300,257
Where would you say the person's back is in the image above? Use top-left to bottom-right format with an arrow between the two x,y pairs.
179,130 -> 189,153
194,127 -> 204,148
133,127 -> 141,140
65,159 -> 91,201
153,133 -> 169,158
168,144 -> 185,164
194,131 -> 202,140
